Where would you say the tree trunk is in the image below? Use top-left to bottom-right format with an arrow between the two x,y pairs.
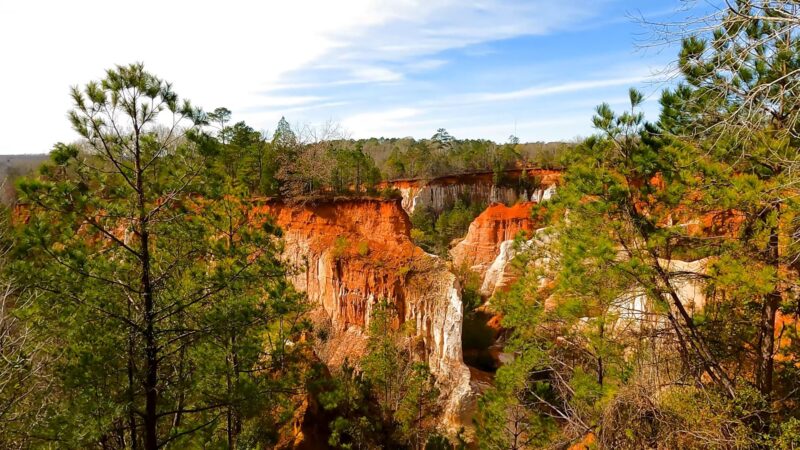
142,225 -> 158,450
226,332 -> 240,449
171,343 -> 186,433
756,220 -> 781,398
597,321 -> 605,386
134,123 -> 159,450
128,300 -> 138,450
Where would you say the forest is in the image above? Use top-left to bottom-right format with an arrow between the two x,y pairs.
1,1 -> 800,449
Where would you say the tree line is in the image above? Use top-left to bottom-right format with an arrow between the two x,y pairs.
138,112 -> 569,202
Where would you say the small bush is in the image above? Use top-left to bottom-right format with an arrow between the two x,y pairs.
454,263 -> 483,312
332,236 -> 350,259
397,265 -> 411,277
774,418 -> 800,449
379,187 -> 403,199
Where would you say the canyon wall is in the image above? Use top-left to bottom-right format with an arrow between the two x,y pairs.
383,169 -> 560,215
447,187 -> 710,319
250,198 -> 471,431
451,202 -> 543,298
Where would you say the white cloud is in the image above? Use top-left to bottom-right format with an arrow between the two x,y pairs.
348,66 -> 404,83
243,96 -> 325,111
341,107 -> 422,136
0,0 -> 613,153
327,0 -> 607,61
405,59 -> 449,72
471,75 -> 652,103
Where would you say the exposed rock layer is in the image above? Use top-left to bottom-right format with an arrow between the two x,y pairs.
250,198 -> 471,430
451,202 -> 541,297
382,169 -> 560,214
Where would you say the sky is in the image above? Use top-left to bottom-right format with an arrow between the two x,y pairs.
0,0 -> 694,154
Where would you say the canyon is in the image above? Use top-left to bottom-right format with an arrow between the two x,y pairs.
250,169 -> 755,443
255,169 -> 561,435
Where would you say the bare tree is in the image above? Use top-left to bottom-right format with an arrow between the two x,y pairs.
0,204 -> 54,448
275,120 -> 349,200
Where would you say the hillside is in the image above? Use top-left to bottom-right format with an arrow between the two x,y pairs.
0,154 -> 47,203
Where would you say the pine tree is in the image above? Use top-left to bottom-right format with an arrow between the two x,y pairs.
660,1 -> 800,400
360,300 -> 439,448
431,128 -> 455,151
208,106 -> 232,144
273,116 -> 297,149
12,63 -> 305,448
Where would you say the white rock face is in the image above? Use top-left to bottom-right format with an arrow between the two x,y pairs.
421,183 -> 505,213
397,186 -> 418,214
265,201 -> 472,434
614,258 -> 708,322
410,277 -> 472,431
461,226 -> 552,299
480,239 -> 518,297
664,258 -> 708,313
537,185 -> 557,202
386,169 -> 561,215
406,183 -> 554,215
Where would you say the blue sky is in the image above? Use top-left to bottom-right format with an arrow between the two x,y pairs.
0,0 -> 696,154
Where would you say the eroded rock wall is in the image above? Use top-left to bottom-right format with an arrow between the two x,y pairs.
451,202 -> 541,297
384,169 -> 560,215
250,198 -> 471,430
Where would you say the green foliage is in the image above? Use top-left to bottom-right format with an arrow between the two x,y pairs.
273,116 -> 297,148
0,208 -> 57,449
8,64 -> 308,449
309,301 -> 442,449
361,300 -> 440,448
478,9 -> 800,441
329,142 -> 383,194
356,240 -> 370,257
476,349 -> 560,449
410,198 -> 486,257
332,236 -> 350,260
596,384 -> 769,449
209,118 -> 281,195
315,361 -> 381,449
199,117 -> 564,200
6,4 -> 800,446
431,128 -> 455,151
272,122 -> 383,198
774,418 -> 800,450
362,134 -> 569,180
478,46 -> 800,442
397,265 -> 411,277
658,0 -> 800,408
455,263 -> 483,313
